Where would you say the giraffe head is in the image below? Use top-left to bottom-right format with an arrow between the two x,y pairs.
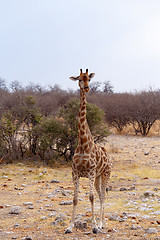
70,69 -> 95,92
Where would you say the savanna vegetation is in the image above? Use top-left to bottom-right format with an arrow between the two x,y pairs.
0,78 -> 160,164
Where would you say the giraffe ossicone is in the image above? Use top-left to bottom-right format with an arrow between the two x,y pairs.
65,69 -> 111,234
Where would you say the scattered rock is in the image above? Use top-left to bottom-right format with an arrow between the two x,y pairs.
120,187 -> 127,191
144,151 -> 149,155
28,206 -> 34,209
48,212 -> 57,217
145,228 -> 158,234
50,179 -> 60,183
108,228 -> 117,233
74,220 -> 87,230
139,207 -> 151,211
152,211 -> 160,215
142,191 -> 154,198
40,216 -> 47,220
2,175 -> 8,179
9,206 -> 21,214
55,214 -> 66,223
62,190 -> 72,196
129,186 -> 135,191
23,202 -> 33,206
51,221 -> 57,226
59,200 -> 72,205
14,187 -> 23,190
14,224 -> 19,228
21,236 -> 32,240
108,214 -> 120,221
130,225 -> 138,230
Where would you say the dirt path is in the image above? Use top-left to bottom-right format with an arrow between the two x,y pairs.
0,135 -> 160,239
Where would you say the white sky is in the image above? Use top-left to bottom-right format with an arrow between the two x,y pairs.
0,0 -> 160,92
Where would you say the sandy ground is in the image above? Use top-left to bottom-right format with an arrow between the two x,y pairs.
0,134 -> 160,240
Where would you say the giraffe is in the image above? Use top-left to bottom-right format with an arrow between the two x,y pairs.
65,69 -> 111,234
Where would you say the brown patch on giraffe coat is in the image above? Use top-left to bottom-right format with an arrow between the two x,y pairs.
80,112 -> 85,117
77,164 -> 86,172
86,161 -> 90,169
81,106 -> 85,111
84,144 -> 90,153
81,136 -> 87,145
74,157 -> 80,165
80,117 -> 85,124
80,129 -> 85,136
91,152 -> 95,159
81,159 -> 86,166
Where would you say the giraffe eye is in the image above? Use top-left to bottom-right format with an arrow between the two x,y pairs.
79,80 -> 82,82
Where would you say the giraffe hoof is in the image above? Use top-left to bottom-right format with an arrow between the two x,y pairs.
65,228 -> 72,234
92,228 -> 98,234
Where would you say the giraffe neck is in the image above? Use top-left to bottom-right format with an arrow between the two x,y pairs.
78,89 -> 93,148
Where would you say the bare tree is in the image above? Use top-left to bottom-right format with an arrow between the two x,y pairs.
128,91 -> 160,136
103,93 -> 131,132
103,81 -> 114,94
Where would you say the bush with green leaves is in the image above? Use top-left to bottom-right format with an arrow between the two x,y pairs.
33,117 -> 64,163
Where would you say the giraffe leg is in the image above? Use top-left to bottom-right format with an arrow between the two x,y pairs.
100,168 -> 111,229
89,175 -> 98,234
95,175 -> 105,230
99,177 -> 106,229
65,176 -> 79,234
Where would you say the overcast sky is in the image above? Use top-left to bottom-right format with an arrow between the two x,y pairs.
0,0 -> 160,92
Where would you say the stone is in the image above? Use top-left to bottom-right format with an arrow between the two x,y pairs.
51,221 -> 57,226
40,216 -> 47,220
142,191 -> 154,198
62,190 -> 71,196
23,202 -> 33,206
28,206 -> 34,209
14,187 -> 23,190
21,236 -> 32,240
129,186 -> 135,191
130,225 -> 137,230
108,228 -> 117,233
50,179 -> 60,183
14,224 -> 19,228
48,212 -> 57,217
144,151 -> 149,155
120,187 -> 127,191
74,220 -> 87,230
108,214 -> 120,221
59,200 -> 72,205
9,206 -> 21,214
55,214 -> 66,223
145,228 -> 158,234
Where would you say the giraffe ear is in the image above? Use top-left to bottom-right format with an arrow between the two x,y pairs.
89,73 -> 95,80
69,76 -> 80,81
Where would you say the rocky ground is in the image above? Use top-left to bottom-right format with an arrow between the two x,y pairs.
0,134 -> 160,240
